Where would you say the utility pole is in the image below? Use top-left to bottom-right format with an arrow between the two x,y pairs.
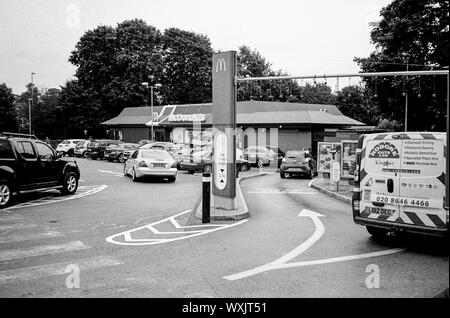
30,72 -> 36,135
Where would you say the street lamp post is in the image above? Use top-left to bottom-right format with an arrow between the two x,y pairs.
401,53 -> 409,131
30,72 -> 35,135
141,82 -> 162,141
28,98 -> 32,135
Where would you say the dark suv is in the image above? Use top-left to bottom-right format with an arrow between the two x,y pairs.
86,139 -> 122,160
0,133 -> 80,208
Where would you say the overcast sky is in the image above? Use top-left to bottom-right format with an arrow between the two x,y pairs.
0,0 -> 392,94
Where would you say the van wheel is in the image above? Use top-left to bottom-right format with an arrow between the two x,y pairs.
366,226 -> 390,238
82,151 -> 88,158
61,172 -> 78,195
0,180 -> 13,209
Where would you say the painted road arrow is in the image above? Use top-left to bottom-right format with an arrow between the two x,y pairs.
224,209 -> 405,281
224,209 -> 325,281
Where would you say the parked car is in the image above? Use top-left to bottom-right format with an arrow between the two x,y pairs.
0,133 -> 80,208
56,139 -> 84,157
86,139 -> 122,160
123,149 -> 177,182
179,148 -> 251,174
243,146 -> 277,168
104,143 -> 139,163
279,150 -> 317,179
74,140 -> 90,158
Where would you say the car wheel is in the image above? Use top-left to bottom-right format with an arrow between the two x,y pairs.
280,172 -> 286,179
82,151 -> 88,158
168,177 -> 176,183
123,165 -> 128,176
203,164 -> 212,173
366,226 -> 390,238
118,154 -> 124,163
257,158 -> 264,168
0,180 -> 12,209
188,170 -> 195,175
68,149 -> 74,157
240,164 -> 248,172
132,168 -> 139,182
60,172 -> 78,195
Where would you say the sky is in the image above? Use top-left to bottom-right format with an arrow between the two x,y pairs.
0,0 -> 393,94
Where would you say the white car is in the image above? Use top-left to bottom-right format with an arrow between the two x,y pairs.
74,140 -> 90,158
56,139 -> 84,156
123,149 -> 177,182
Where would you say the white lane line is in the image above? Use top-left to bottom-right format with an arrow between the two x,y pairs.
224,209 -> 325,281
0,241 -> 90,262
275,248 -> 405,269
98,170 -> 123,176
0,231 -> 64,244
0,223 -> 38,231
6,185 -> 108,210
106,210 -> 248,246
0,255 -> 122,285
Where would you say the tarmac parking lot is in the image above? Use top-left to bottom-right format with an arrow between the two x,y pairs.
0,158 -> 448,297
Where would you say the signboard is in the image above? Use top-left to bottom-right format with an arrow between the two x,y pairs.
317,142 -> 341,173
168,114 -> 206,122
212,51 -> 236,200
332,161 -> 341,182
214,131 -> 227,190
341,140 -> 357,178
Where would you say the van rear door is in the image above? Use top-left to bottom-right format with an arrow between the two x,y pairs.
359,134 -> 403,223
398,133 -> 447,229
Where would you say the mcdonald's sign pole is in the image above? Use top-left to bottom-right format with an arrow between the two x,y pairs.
212,51 -> 237,210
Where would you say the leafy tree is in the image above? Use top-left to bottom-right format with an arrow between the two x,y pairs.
160,28 -> 214,104
355,0 -> 449,131
0,83 -> 17,132
336,85 -> 380,125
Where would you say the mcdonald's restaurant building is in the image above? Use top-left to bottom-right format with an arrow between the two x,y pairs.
101,101 -> 364,157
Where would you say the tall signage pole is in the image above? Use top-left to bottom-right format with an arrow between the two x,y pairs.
212,51 -> 237,210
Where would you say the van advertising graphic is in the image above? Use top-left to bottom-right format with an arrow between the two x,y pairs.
368,142 -> 400,159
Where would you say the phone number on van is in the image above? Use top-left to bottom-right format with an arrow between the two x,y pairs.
374,196 -> 432,207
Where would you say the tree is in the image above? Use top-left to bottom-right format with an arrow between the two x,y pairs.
160,28 -> 214,104
0,83 -> 17,132
69,19 -> 164,119
355,0 -> 449,131
336,85 -> 380,125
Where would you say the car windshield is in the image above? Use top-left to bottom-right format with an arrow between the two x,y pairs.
286,151 -> 307,159
124,144 -> 138,149
141,150 -> 172,159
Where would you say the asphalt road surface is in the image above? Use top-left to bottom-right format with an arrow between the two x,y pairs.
0,158 -> 448,297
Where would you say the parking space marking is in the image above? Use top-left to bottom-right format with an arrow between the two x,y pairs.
0,231 -> 64,244
6,185 -> 108,210
0,240 -> 90,262
0,255 -> 122,285
98,169 -> 123,177
106,210 -> 247,246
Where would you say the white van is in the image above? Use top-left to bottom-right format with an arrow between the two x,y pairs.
352,132 -> 448,237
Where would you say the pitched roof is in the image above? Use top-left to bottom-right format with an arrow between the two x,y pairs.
101,101 -> 364,126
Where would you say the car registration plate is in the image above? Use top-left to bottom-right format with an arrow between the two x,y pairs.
364,206 -> 395,217
152,163 -> 166,168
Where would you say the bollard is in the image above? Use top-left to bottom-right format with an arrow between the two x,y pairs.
202,171 -> 211,223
